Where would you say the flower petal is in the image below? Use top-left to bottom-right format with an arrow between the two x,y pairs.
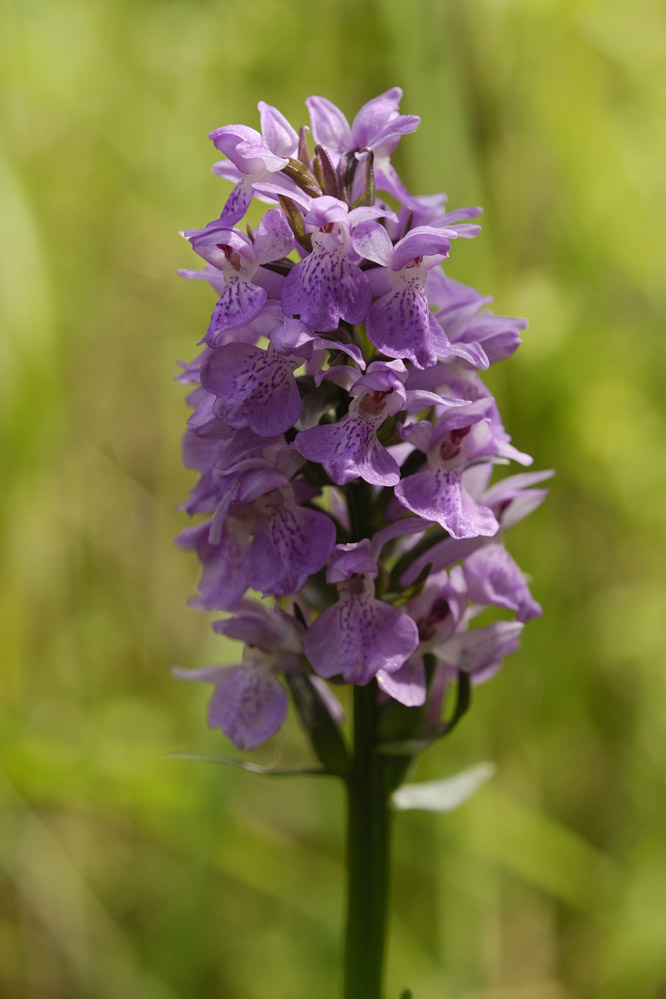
463,544 -> 542,621
208,665 -> 288,749
395,467 -> 499,539
295,415 -> 399,487
245,503 -> 336,596
377,656 -> 427,706
201,343 -> 301,436
205,281 -> 267,346
305,597 -> 418,684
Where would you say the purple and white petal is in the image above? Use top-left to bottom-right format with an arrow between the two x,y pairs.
306,96 -> 352,155
281,245 -> 370,332
377,656 -> 427,706
245,498 -> 336,596
463,543 -> 542,621
436,621 -> 524,678
258,101 -> 298,158
304,582 -> 419,684
207,665 -> 288,749
395,466 -> 499,539
366,279 -> 451,369
205,281 -> 267,346
294,414 -> 400,487
253,208 -> 296,264
219,178 -> 254,227
176,517 -> 252,610
210,124 -> 289,175
390,227 -> 452,271
201,343 -> 301,436
350,87 -> 420,157
351,220 -> 394,265
326,540 -> 377,583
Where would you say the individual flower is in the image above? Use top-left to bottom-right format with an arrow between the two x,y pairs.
184,209 -> 294,346
362,226 -> 459,369
173,602 -> 303,749
243,486 -> 337,597
395,406 -> 501,538
209,101 -> 299,225
294,360 -> 407,486
280,196 -> 392,331
303,542 -> 419,685
200,342 -> 303,437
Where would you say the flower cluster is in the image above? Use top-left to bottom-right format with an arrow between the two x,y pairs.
175,89 -> 548,753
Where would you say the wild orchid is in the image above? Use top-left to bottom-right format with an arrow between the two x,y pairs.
175,88 -> 548,999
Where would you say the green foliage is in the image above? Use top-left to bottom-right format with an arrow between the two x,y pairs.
2,0 -> 666,996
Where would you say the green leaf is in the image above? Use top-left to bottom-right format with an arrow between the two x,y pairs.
377,671 -> 472,756
166,753 -> 328,777
391,762 -> 496,813
440,669 -> 472,736
285,674 -> 350,778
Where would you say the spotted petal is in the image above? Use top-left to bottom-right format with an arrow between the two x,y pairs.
395,466 -> 499,539
366,279 -> 451,369
305,595 -> 419,685
207,665 -> 288,749
201,343 -> 301,436
463,544 -> 541,621
281,249 -> 370,331
246,502 -> 336,596
295,415 -> 399,486
205,280 -> 267,346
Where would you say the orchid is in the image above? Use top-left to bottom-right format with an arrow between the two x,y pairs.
174,90 -> 547,999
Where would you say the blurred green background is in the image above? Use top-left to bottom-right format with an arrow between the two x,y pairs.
2,0 -> 666,996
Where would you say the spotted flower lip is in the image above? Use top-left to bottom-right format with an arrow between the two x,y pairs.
394,404 -> 503,539
201,342 -> 302,437
172,601 -> 303,750
183,212 -> 294,346
364,227 -> 461,369
294,360 -> 407,486
280,197 -> 394,332
304,544 -> 419,685
176,89 -> 546,750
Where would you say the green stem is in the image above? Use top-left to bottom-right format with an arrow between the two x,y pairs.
343,683 -> 392,999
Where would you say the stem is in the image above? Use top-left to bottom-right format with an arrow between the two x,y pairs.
343,683 -> 392,999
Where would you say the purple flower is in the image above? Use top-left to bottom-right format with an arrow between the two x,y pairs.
244,487 -> 337,597
304,542 -> 419,685
395,408 -> 500,539
201,342 -> 302,437
307,87 -> 419,165
186,211 -> 294,346
363,227 -> 457,369
281,197 -> 391,332
176,90 -> 546,757
376,656 -> 427,707
173,602 -> 302,749
427,269 -> 527,366
462,543 -> 542,621
294,360 -> 406,486
307,88 -> 420,204
209,102 -> 299,226
432,620 -> 524,682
